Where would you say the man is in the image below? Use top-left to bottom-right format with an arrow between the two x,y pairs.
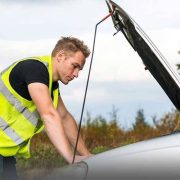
0,37 -> 91,179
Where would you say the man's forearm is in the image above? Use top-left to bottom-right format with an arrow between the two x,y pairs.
42,112 -> 74,163
63,113 -> 91,156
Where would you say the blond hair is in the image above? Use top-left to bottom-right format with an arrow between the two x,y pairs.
52,37 -> 90,58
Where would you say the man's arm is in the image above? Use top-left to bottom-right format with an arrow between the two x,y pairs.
57,95 -> 91,156
28,83 -> 86,163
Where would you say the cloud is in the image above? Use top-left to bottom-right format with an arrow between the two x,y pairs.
146,28 -> 180,69
60,79 -> 174,128
0,0 -> 109,40
0,39 -> 56,71
119,0 -> 180,29
1,27 -> 180,81
0,0 -> 74,5
1,0 -> 180,41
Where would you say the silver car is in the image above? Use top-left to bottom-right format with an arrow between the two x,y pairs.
44,0 -> 180,179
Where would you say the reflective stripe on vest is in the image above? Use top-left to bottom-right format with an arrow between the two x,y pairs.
0,117 -> 24,145
0,78 -> 40,145
0,76 -> 40,126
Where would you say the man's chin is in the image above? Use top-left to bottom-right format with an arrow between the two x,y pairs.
62,80 -> 69,85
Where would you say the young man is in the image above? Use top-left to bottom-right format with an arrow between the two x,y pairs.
0,37 -> 91,179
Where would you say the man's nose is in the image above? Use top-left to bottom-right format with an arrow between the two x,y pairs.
73,69 -> 79,78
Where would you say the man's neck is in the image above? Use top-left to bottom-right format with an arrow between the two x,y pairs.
52,57 -> 59,82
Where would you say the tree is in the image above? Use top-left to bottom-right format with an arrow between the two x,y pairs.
133,109 -> 149,130
109,105 -> 119,121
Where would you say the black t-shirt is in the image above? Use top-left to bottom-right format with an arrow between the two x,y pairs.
9,59 -> 59,100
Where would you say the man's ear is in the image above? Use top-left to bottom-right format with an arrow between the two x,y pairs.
56,50 -> 65,62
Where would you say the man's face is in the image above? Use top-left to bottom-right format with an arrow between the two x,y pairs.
58,51 -> 86,84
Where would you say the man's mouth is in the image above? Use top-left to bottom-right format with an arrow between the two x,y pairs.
67,77 -> 73,81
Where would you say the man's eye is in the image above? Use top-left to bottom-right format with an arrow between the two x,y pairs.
72,64 -> 77,68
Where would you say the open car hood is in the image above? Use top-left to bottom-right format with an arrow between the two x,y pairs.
106,0 -> 180,110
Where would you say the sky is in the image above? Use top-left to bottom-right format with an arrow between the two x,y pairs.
0,0 -> 180,129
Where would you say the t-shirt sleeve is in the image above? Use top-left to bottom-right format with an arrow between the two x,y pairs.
9,59 -> 50,100
23,60 -> 49,86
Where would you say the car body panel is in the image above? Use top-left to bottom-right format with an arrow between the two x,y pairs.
84,132 -> 180,179
44,133 -> 180,180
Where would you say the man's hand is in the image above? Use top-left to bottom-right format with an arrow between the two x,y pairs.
69,154 -> 93,164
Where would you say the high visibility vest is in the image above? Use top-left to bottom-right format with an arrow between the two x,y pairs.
0,56 -> 59,158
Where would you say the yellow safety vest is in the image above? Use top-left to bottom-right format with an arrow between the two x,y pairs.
0,56 -> 59,158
